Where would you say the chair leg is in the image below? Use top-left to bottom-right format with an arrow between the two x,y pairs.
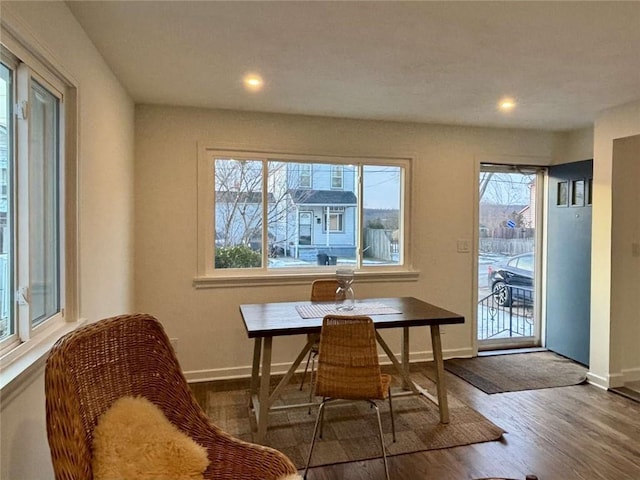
388,386 -> 396,442
307,353 -> 316,414
304,401 -> 326,479
299,350 -> 313,391
370,400 -> 390,480
319,397 -> 327,438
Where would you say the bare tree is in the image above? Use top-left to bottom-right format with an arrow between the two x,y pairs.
214,160 -> 314,253
479,172 -> 494,201
215,159 -> 263,247
480,172 -> 533,206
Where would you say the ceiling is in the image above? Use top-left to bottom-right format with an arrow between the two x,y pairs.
66,1 -> 640,132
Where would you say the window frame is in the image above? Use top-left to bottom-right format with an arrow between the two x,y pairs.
0,24 -> 79,372
297,211 -> 313,245
196,146 -> 417,286
330,165 -> 343,190
323,208 -> 345,233
299,164 -> 312,189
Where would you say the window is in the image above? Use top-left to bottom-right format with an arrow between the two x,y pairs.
0,62 -> 13,342
323,207 -> 344,233
557,181 -> 568,206
299,164 -> 311,189
198,150 -> 409,277
0,40 -> 72,357
330,165 -> 343,189
298,212 -> 312,245
571,179 -> 585,206
516,253 -> 533,272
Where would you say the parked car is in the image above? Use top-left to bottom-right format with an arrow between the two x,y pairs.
487,252 -> 534,307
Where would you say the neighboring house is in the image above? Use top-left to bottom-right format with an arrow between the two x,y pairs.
214,162 -> 395,263
285,164 -> 358,262
213,163 -> 359,262
517,182 -> 536,228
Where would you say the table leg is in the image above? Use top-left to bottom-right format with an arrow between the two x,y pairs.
401,326 -> 410,390
250,338 -> 262,397
257,336 -> 272,443
430,324 -> 449,423
376,331 -> 419,395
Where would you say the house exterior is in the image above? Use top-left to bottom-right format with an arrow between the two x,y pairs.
213,162 -> 358,263
284,163 -> 358,263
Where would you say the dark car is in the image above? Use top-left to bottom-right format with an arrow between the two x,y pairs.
488,252 -> 534,306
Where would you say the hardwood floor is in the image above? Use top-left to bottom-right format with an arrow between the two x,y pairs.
272,364 -> 640,480
190,363 -> 640,480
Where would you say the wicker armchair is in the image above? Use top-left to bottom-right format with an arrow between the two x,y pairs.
299,280 -> 344,395
303,315 -> 396,480
45,313 -> 299,480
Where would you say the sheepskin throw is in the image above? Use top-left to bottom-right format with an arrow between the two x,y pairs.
92,396 -> 209,480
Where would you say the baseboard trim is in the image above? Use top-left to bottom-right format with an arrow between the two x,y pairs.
621,366 -> 640,383
586,371 -> 610,389
184,347 -> 474,384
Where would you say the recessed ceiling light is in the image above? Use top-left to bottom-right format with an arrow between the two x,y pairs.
243,73 -> 264,92
498,98 -> 516,112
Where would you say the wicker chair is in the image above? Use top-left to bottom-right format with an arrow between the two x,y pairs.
299,280 -> 344,395
303,315 -> 396,480
45,313 -> 299,480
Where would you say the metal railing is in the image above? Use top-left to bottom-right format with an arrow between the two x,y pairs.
478,284 -> 534,340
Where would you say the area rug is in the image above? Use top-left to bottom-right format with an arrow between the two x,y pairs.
192,371 -> 504,469
444,351 -> 587,394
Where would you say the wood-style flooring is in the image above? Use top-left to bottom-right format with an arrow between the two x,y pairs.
202,364 -> 640,480
308,364 -> 640,480
611,380 -> 640,403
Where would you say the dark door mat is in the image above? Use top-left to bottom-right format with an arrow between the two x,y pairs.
445,351 -> 587,394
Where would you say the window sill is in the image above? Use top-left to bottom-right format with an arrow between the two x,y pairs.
193,268 -> 420,289
0,318 -> 87,407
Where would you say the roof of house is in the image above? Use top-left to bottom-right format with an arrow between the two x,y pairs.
289,189 -> 357,206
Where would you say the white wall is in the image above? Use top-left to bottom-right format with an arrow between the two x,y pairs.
589,100 -> 640,388
611,134 -> 640,385
134,105 -> 566,380
554,127 -> 594,165
0,2 -> 135,479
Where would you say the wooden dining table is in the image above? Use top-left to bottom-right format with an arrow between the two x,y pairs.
239,296 -> 465,442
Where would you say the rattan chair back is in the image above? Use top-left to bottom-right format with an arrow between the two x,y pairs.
310,279 -> 344,302
304,315 -> 395,479
315,315 -> 387,400
300,280 -> 345,396
45,313 -> 297,480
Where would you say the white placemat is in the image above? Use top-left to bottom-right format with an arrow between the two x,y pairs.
295,302 -> 401,319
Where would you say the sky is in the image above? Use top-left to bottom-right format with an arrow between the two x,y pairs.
363,165 -> 401,210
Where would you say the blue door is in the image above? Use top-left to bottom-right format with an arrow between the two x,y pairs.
546,160 -> 592,366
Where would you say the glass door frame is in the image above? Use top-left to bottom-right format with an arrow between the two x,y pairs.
475,163 -> 545,352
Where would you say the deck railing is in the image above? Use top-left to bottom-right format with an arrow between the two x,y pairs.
478,285 -> 534,340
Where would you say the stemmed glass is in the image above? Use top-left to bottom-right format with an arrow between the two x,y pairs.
335,268 -> 355,311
